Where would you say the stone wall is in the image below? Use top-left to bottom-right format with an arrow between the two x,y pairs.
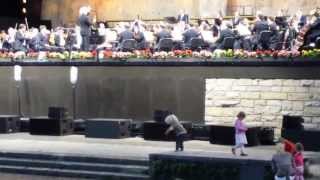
41,0 -> 227,27
205,79 -> 320,135
42,0 -> 320,27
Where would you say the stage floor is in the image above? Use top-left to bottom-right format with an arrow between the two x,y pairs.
0,133 -> 319,179
0,133 -> 318,161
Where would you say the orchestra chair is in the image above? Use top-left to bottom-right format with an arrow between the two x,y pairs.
221,37 -> 236,50
156,38 -> 174,52
258,30 -> 272,50
118,39 -> 137,52
189,37 -> 203,51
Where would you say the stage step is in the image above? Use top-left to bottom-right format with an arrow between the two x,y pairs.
0,165 -> 149,180
0,152 -> 150,180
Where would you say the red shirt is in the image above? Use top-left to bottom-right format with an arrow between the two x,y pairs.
294,152 -> 304,167
284,140 -> 297,155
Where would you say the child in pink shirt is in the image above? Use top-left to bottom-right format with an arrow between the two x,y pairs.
294,143 -> 304,180
232,112 -> 248,156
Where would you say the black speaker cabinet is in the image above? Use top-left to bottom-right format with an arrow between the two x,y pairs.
192,124 -> 210,140
209,125 -> 261,146
0,115 -> 20,133
30,117 -> 73,136
259,127 -> 275,145
48,107 -> 68,120
281,129 -> 303,143
85,119 -> 132,139
153,110 -> 169,123
143,121 -> 192,141
283,116 -> 304,130
303,130 -> 320,151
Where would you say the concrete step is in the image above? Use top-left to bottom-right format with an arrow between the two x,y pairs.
0,151 -> 149,166
0,165 -> 150,180
0,157 -> 149,175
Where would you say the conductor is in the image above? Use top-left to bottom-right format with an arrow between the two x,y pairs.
78,6 -> 94,51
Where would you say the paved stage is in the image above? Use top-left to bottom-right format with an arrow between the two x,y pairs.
0,133 -> 280,161
0,133 -> 318,179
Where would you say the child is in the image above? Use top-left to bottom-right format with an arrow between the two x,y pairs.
164,112 -> 187,152
294,143 -> 304,180
232,111 -> 248,156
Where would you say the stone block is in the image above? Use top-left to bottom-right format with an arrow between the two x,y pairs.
214,100 -> 240,107
255,100 -> 267,106
255,106 -> 281,114
267,100 -> 282,107
261,116 -> 277,122
295,87 -> 309,93
305,101 -> 320,107
271,87 -> 282,92
288,93 -> 312,101
225,92 -> 241,98
282,87 -> 296,93
315,80 -> 320,87
215,85 -> 232,91
206,107 -> 237,117
304,107 -> 320,116
259,80 -> 276,86
301,80 -> 314,87
246,86 -> 262,92
241,92 -> 260,99
237,79 -> 256,86
282,111 -> 303,116
312,117 -> 320,124
241,100 -> 254,107
309,87 -> 320,93
283,80 -> 300,87
282,101 -> 292,111
232,85 -> 247,91
216,79 -> 234,85
292,101 -> 304,111
261,92 -> 287,100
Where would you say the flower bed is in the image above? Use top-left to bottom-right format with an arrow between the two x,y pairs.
0,49 -> 320,61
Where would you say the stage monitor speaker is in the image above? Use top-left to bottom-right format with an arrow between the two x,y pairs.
282,116 -> 304,130
153,110 -> 169,123
0,115 -> 20,133
85,119 -> 132,139
48,107 -> 68,120
259,127 -> 275,145
303,130 -> 320,151
281,129 -> 303,143
143,121 -> 192,141
191,124 -> 210,140
30,117 -> 73,136
209,125 -> 261,146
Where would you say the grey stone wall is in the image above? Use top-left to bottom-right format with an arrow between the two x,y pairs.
205,79 -> 320,135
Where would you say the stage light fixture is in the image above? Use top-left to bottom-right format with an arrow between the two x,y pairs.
22,0 -> 27,4
14,65 -> 23,117
70,66 -> 78,120
22,8 -> 27,14
70,66 -> 78,85
14,65 -> 22,82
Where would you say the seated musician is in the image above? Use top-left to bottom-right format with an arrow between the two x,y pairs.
133,26 -> 146,50
117,24 -> 135,49
154,24 -> 172,48
252,14 -> 270,49
182,23 -> 201,49
200,23 -> 216,47
13,24 -> 28,52
305,10 -> 320,46
211,21 -> 235,50
235,18 -> 252,50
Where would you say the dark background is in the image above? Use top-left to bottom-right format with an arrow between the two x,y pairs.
0,0 -> 46,30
